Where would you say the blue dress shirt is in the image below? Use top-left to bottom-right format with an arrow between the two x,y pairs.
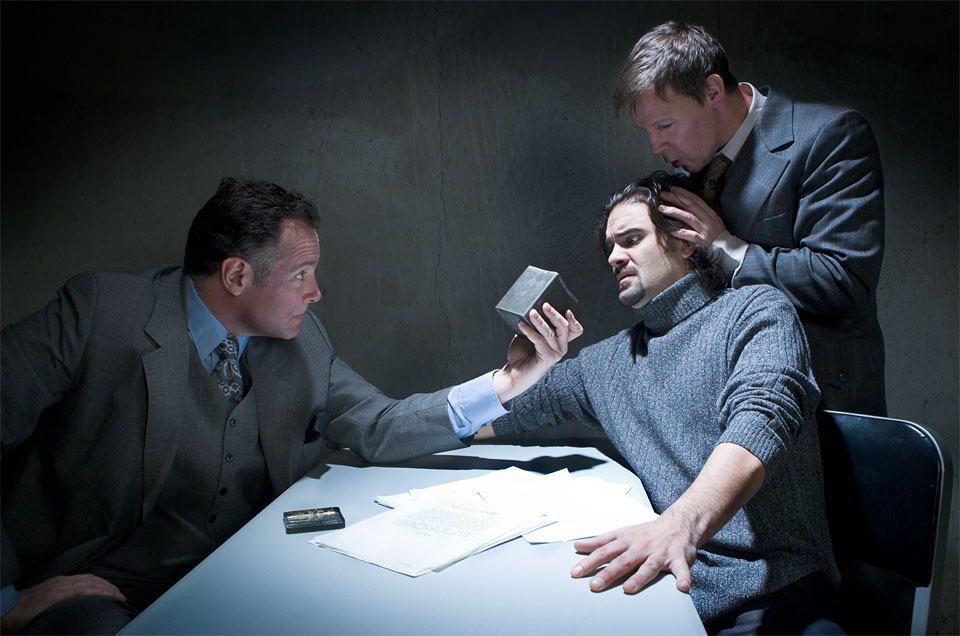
1,586 -> 20,618
185,276 -> 250,373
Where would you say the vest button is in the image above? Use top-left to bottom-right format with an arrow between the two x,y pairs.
225,453 -> 235,463
208,514 -> 217,523
229,418 -> 237,427
219,487 -> 229,496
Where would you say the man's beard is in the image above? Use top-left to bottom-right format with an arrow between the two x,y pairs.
618,277 -> 646,308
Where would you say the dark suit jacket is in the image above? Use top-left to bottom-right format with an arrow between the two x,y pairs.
721,88 -> 886,415
1,266 -> 466,588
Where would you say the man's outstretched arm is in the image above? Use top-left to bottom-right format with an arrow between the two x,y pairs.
570,442 -> 765,594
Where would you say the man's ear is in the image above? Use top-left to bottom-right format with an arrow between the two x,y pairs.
678,240 -> 695,260
704,74 -> 726,109
220,257 -> 254,297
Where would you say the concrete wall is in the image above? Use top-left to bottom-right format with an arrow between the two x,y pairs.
2,2 -> 957,632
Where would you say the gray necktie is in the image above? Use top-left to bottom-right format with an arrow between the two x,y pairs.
213,335 -> 242,403
701,154 -> 733,210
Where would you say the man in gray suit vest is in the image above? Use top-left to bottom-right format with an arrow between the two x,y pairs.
0,178 -> 582,634
614,21 -> 886,416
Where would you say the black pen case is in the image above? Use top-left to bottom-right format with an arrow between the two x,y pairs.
283,507 -> 346,534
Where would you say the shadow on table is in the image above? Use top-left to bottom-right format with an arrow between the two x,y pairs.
305,436 -> 631,479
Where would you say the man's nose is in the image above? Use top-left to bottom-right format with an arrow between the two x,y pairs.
608,245 -> 628,268
648,132 -> 666,156
305,277 -> 322,303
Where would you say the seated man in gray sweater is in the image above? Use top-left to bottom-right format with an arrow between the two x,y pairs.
479,173 -> 840,635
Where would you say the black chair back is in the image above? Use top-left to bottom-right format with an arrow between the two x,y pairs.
817,410 -> 953,634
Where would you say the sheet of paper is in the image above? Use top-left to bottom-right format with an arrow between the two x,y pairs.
521,488 -> 659,543
475,469 -> 657,543
374,466 -> 545,509
310,497 -> 550,577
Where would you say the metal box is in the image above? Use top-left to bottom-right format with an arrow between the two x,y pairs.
496,266 -> 579,337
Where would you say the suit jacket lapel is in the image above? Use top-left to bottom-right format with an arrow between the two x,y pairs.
141,270 -> 191,521
723,88 -> 794,236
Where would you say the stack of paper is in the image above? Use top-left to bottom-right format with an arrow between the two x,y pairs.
376,467 -> 658,544
309,467 -> 658,577
309,495 -> 549,576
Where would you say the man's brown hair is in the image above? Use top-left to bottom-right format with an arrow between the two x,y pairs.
613,21 -> 738,117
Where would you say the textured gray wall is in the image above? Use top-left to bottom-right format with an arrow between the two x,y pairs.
2,2 -> 957,632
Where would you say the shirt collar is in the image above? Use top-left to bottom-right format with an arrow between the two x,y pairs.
718,82 -> 765,162
185,274 -> 249,363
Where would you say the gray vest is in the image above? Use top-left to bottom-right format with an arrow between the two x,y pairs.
91,349 -> 272,607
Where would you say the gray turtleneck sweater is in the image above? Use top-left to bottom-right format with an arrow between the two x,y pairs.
492,273 -> 839,622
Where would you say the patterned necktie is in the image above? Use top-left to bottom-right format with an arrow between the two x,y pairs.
213,335 -> 242,403
701,154 -> 733,210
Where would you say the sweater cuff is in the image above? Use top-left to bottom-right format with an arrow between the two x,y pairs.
717,410 -> 788,470
491,412 -> 522,437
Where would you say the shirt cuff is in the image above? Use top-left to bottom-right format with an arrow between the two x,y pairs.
446,370 -> 509,438
1,585 -> 21,617
710,230 -> 749,277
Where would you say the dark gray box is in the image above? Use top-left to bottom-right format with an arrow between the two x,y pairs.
282,507 -> 345,534
496,266 -> 579,337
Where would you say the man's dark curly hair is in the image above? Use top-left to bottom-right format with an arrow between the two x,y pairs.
595,171 -> 727,292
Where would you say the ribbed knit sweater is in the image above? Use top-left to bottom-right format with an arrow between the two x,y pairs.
493,273 -> 839,621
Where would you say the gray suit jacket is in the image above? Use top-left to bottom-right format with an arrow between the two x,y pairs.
721,88 -> 886,415
1,266 -> 466,588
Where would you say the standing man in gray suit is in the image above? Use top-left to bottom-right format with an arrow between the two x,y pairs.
613,21 -> 886,416
0,178 -> 582,634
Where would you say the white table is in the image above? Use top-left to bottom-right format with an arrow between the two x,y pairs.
121,443 -> 706,635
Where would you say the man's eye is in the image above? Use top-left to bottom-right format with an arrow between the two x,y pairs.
295,272 -> 305,280
657,123 -> 673,130
625,236 -> 640,246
